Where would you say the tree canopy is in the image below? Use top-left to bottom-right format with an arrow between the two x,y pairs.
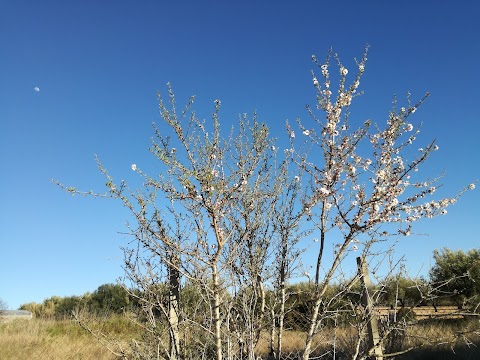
430,248 -> 480,305
54,48 -> 477,360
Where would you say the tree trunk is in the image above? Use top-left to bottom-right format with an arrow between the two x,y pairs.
276,282 -> 286,360
212,264 -> 223,360
169,254 -> 180,360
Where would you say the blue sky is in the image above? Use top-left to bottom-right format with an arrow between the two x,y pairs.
1,1 -> 479,310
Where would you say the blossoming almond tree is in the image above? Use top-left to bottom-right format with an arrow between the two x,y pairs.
131,93 -> 288,360
55,48 -> 478,360
58,87 -> 292,360
293,47 -> 476,359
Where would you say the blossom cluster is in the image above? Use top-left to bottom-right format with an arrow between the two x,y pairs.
292,48 -> 474,251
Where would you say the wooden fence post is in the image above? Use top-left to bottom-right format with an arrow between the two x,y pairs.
357,257 -> 383,360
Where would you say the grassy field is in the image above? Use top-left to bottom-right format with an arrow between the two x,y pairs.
1,315 -> 479,359
0,315 -> 137,360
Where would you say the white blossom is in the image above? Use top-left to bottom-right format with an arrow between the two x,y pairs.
340,67 -> 348,76
131,164 -> 137,171
469,183 -> 475,190
377,169 -> 387,180
313,77 -> 319,86
303,129 -> 310,136
319,187 -> 330,196
290,131 -> 295,138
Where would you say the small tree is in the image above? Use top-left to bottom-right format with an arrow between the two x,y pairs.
379,274 -> 427,307
430,247 -> 480,307
57,47 -> 477,360
292,47 -> 475,359
89,283 -> 130,314
59,90 -> 288,359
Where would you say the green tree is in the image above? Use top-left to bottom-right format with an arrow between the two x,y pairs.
430,248 -> 480,306
89,284 -> 130,313
19,302 -> 42,317
379,275 -> 427,307
55,295 -> 90,317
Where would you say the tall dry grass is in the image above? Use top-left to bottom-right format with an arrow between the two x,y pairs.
1,315 -> 478,359
0,315 -> 136,360
254,319 -> 480,359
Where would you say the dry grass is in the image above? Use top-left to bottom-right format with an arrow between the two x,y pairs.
254,319 -> 480,359
1,316 -> 478,359
0,316 -> 133,360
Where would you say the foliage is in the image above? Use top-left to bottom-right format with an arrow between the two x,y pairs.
430,248 -> 480,306
89,283 -> 130,313
378,275 -> 427,307
20,283 -> 129,318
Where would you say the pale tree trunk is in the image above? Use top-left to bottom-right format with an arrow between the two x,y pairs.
276,284 -> 286,360
303,233 -> 354,360
269,307 -> 275,357
212,264 -> 223,360
276,229 -> 289,360
302,296 -> 322,360
303,208 -> 328,360
168,254 -> 180,360
249,276 -> 266,360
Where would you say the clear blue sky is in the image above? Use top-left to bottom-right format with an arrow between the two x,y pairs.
1,1 -> 479,310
